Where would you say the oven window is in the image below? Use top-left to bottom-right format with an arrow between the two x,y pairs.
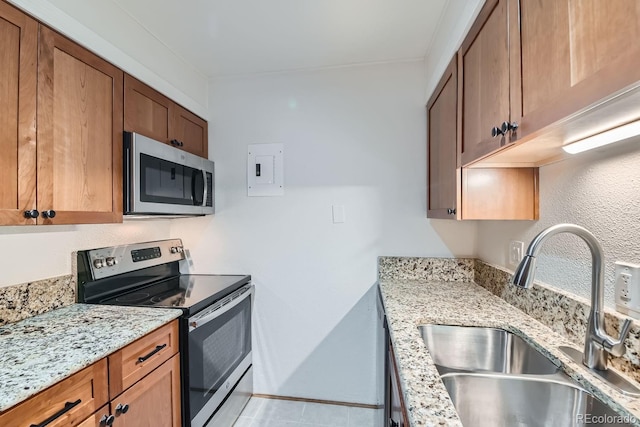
140,153 -> 198,205
189,294 -> 252,418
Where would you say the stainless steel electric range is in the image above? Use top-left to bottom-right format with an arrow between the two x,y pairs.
77,239 -> 253,427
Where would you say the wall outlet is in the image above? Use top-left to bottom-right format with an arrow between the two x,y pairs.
508,241 -> 525,268
615,261 -> 640,318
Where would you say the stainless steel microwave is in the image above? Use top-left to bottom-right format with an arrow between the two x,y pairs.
124,132 -> 214,216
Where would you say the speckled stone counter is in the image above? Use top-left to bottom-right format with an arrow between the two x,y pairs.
0,304 -> 181,412
379,279 -> 640,426
0,275 -> 75,326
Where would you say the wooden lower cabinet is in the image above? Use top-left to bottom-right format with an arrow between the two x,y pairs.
110,354 -> 181,427
0,360 -> 108,427
77,405 -> 112,427
0,324 -> 181,427
387,343 -> 409,427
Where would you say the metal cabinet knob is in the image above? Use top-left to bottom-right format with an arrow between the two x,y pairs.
501,121 -> 519,133
100,414 -> 115,426
23,209 -> 39,219
115,403 -> 130,415
447,208 -> 457,215
491,126 -> 504,137
42,210 -> 56,219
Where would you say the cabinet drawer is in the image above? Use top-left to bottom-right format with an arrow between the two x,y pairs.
108,320 -> 179,397
0,359 -> 108,427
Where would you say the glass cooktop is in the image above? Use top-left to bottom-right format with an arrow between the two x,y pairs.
99,274 -> 250,315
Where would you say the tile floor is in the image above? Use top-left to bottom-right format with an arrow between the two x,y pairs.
234,397 -> 384,427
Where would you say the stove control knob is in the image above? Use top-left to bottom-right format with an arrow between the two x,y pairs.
105,257 -> 117,267
93,258 -> 105,269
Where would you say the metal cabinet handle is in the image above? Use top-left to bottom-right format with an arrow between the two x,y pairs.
30,399 -> 81,427
447,208 -> 457,215
137,343 -> 167,363
42,210 -> 56,219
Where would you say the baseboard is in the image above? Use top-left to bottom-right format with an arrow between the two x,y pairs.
251,394 -> 382,410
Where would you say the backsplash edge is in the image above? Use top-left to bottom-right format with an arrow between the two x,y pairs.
0,275 -> 75,326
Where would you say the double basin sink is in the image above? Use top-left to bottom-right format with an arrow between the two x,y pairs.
420,325 -> 634,426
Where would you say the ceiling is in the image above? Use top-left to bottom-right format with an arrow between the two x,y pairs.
107,0 -> 449,78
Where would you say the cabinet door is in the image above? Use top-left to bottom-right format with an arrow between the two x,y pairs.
427,56 -> 458,219
172,104 -> 208,157
459,0 -> 511,165
387,343 -> 408,427
37,26 -> 123,224
514,0 -> 640,139
124,74 -> 172,143
111,354 -> 181,427
0,2 -> 37,225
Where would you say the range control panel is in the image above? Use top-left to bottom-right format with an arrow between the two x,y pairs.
87,239 -> 185,280
131,247 -> 162,262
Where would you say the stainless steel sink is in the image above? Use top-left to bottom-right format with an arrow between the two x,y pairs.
418,325 -> 635,425
418,325 -> 560,375
442,373 -> 634,427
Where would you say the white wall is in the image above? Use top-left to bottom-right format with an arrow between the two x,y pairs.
8,0 -> 208,116
477,141 -> 640,308
170,61 -> 477,404
0,220 -> 171,287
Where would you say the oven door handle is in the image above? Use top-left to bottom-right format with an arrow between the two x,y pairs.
189,284 -> 253,331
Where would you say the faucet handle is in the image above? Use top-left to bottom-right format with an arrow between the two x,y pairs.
603,318 -> 632,358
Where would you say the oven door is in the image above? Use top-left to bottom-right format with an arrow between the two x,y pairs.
125,132 -> 214,215
188,284 -> 253,427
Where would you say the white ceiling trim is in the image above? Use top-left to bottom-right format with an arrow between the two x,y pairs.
211,56 -> 426,81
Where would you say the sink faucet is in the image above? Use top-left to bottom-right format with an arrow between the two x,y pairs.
511,223 -> 632,371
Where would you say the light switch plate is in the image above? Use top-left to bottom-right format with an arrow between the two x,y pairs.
332,205 -> 346,223
248,143 -> 284,196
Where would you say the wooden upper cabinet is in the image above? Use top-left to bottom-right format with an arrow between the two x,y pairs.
0,2 -> 37,225
37,26 -> 123,225
427,55 -> 539,221
125,74 -> 208,157
173,104 -> 208,157
459,0 -> 512,165
124,74 -> 171,143
514,0 -> 640,140
427,56 -> 458,219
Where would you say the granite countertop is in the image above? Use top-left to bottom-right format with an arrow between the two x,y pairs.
378,279 -> 640,426
0,304 -> 181,412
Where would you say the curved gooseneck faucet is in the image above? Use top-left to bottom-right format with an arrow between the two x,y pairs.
511,223 -> 632,371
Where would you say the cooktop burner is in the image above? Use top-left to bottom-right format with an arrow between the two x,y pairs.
150,290 -> 186,306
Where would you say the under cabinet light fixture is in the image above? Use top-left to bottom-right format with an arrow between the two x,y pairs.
562,120 -> 640,154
